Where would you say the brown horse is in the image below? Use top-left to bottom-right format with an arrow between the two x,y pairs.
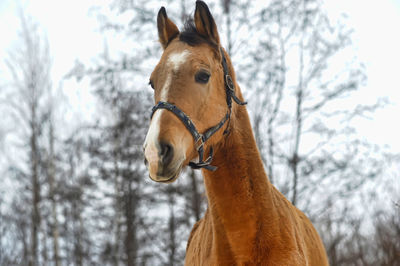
143,1 -> 329,265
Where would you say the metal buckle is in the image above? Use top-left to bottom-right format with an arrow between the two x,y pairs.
225,75 -> 234,91
195,135 -> 204,151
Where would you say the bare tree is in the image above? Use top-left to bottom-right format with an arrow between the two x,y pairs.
4,10 -> 52,266
57,135 -> 91,266
45,90 -> 61,266
239,0 -> 386,212
371,204 -> 400,265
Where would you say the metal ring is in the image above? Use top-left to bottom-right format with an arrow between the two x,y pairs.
194,135 -> 204,151
225,75 -> 234,91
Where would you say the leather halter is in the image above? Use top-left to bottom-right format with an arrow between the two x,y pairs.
150,47 -> 246,171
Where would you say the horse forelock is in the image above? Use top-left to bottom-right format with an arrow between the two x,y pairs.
161,19 -> 219,51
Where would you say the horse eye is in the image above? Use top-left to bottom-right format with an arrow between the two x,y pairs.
195,71 -> 210,84
149,80 -> 154,90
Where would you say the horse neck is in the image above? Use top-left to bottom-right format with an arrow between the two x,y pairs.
202,105 -> 278,255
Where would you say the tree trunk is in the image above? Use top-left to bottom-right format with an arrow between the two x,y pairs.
291,1 -> 306,206
124,180 -> 137,266
168,192 -> 176,266
30,98 -> 40,266
73,202 -> 83,266
223,0 -> 233,55
21,220 -> 30,265
48,117 -> 60,266
112,137 -> 122,266
41,224 -> 48,265
189,170 -> 202,221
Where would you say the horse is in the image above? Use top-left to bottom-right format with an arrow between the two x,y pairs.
143,1 -> 329,265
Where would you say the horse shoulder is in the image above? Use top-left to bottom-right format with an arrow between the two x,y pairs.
185,210 -> 214,265
266,187 -> 328,265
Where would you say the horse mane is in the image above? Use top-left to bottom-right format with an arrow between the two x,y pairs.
179,19 -> 218,50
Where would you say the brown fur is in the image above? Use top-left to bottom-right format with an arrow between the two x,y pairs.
147,1 -> 329,265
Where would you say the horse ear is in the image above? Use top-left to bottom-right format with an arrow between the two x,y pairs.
194,1 -> 220,45
157,7 -> 179,49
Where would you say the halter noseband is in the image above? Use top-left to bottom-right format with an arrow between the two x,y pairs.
150,47 -> 246,171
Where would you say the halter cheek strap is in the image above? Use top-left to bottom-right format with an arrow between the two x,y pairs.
150,47 -> 246,171
151,102 -> 229,171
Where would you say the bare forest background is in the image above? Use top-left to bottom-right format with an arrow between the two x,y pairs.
0,0 -> 399,265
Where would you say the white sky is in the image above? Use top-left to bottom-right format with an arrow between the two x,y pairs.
1,0 -> 400,153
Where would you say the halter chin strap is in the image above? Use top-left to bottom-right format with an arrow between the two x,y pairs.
150,47 -> 246,171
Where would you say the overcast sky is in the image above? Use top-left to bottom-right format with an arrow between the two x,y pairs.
1,0 -> 400,152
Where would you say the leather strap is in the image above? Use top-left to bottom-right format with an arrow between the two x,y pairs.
150,47 -> 246,171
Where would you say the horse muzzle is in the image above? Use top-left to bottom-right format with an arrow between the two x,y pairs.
143,141 -> 184,183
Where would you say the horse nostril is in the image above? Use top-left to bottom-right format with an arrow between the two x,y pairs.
159,142 -> 174,166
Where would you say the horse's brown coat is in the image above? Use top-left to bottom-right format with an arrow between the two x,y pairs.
145,1 -> 329,265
